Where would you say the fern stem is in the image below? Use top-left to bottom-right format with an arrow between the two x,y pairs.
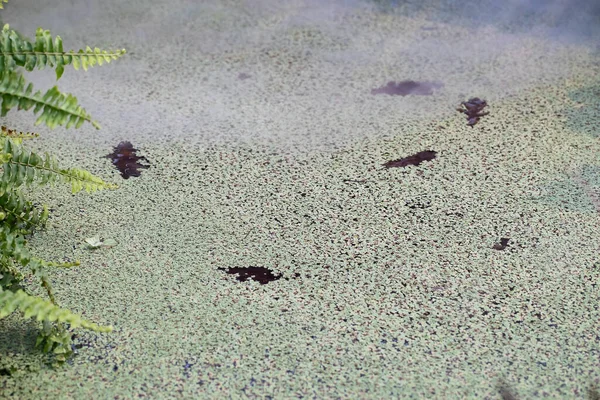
40,275 -> 57,305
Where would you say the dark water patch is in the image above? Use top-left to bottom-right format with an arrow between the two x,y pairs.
218,266 -> 283,284
183,360 -> 194,378
492,238 -> 510,250
457,97 -> 489,127
104,141 -> 150,179
383,150 -> 437,168
238,72 -> 251,80
371,80 -> 443,96
497,381 -> 519,400
342,178 -> 368,184
405,199 -> 432,209
285,272 -> 301,280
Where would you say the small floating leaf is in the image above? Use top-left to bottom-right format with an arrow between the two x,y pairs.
85,236 -> 117,249
85,236 -> 102,248
101,238 -> 117,247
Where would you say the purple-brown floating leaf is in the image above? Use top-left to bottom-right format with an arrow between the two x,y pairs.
218,266 -> 283,284
104,141 -> 150,179
492,238 -> 510,251
457,97 -> 489,127
371,80 -> 443,96
383,150 -> 437,168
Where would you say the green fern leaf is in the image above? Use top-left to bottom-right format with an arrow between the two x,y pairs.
0,226 -> 51,288
0,24 -> 126,80
0,0 -> 7,10
1,137 -> 117,193
62,167 -> 118,194
0,186 -> 48,231
0,288 -> 112,332
0,225 -> 78,304
0,225 -> 35,268
1,136 -> 59,187
0,70 -> 100,129
0,262 -> 24,292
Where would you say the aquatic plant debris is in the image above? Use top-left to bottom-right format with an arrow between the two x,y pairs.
371,80 -> 443,96
104,141 -> 150,179
218,266 -> 283,284
457,97 -> 489,127
383,150 -> 437,168
85,236 -> 118,249
492,237 -> 511,251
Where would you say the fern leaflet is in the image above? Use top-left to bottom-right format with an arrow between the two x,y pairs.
0,288 -> 112,332
1,136 -> 118,193
0,24 -> 126,79
0,69 -> 100,129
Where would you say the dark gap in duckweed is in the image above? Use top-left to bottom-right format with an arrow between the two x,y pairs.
342,178 -> 368,184
493,238 -> 511,250
237,72 -> 251,80
457,97 -> 489,127
0,368 -> 11,376
104,141 -> 150,179
70,333 -> 96,355
405,198 -> 432,209
218,267 -> 300,284
183,360 -> 194,379
371,80 -> 443,96
383,150 -> 437,168
497,382 -> 518,400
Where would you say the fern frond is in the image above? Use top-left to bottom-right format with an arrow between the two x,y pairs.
44,260 -> 80,268
63,167 -> 118,194
0,224 -> 39,271
0,24 -> 126,80
37,320 -> 73,360
0,70 -> 99,129
0,1 -> 7,10
0,186 -> 48,231
1,137 -> 117,193
0,223 -> 29,261
0,225 -> 69,276
1,136 -> 60,187
0,288 -> 112,332
0,125 -> 39,144
68,45 -> 127,72
0,260 -> 25,291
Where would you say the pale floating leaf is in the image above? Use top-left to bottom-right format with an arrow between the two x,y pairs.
101,238 -> 117,247
85,236 -> 102,248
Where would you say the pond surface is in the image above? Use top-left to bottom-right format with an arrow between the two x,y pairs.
1,0 -> 599,398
